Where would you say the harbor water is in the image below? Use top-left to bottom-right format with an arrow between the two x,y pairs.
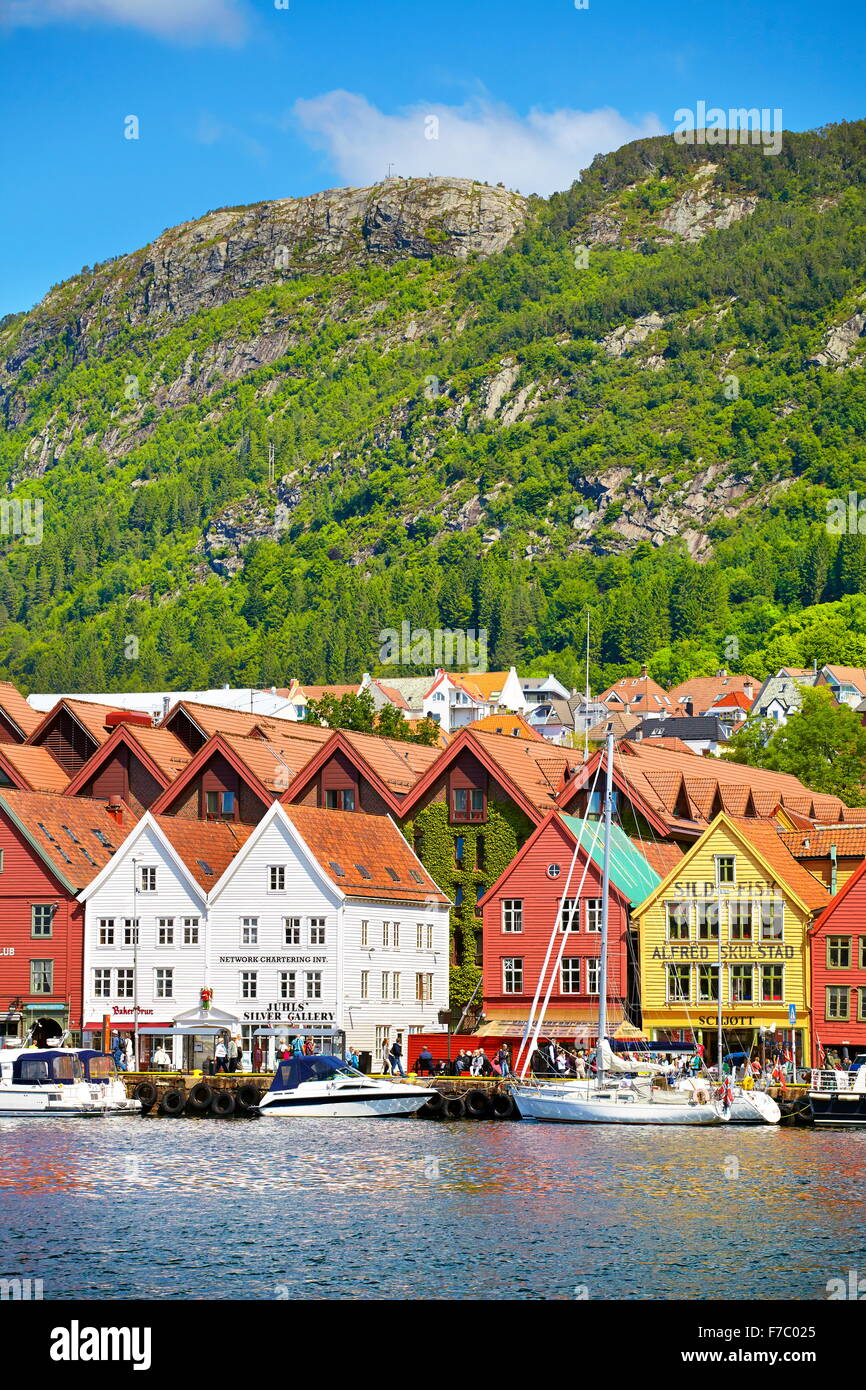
1,1118 -> 864,1301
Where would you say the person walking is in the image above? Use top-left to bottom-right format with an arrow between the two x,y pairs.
380,1039 -> 392,1075
252,1039 -> 264,1072
124,1035 -> 135,1071
227,1035 -> 239,1073
388,1037 -> 405,1078
112,1038 -> 127,1072
214,1036 -> 228,1074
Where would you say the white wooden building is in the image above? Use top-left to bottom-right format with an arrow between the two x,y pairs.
79,802 -> 450,1068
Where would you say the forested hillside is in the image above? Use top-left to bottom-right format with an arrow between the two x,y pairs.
1,123 -> 865,693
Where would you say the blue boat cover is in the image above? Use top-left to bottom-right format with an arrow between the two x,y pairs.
267,1055 -> 348,1093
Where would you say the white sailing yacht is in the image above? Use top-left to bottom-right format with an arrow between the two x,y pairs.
511,728 -> 730,1125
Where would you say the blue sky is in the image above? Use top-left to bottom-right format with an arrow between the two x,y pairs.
1,0 -> 863,317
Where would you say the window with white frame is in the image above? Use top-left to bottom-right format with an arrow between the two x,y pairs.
502,900 -> 523,933
759,900 -> 784,942
361,920 -> 369,947
667,963 -> 690,1002
268,866 -> 286,892
561,958 -> 581,993
560,899 -> 579,932
138,866 -> 156,893
415,972 -> 433,1002
241,917 -> 258,946
381,971 -> 390,999
306,972 -> 321,1000
382,921 -> 391,947
392,921 -> 400,949
392,972 -> 401,1000
502,957 -> 523,993
697,964 -> 719,1003
309,917 -> 325,946
585,899 -> 603,933
730,963 -> 753,1003
425,923 -> 433,950
116,969 -> 134,999
279,971 -> 296,1000
241,971 -> 257,1000
123,918 -> 139,947
157,918 -> 175,947
93,968 -> 111,998
715,855 -> 736,886
284,917 -> 300,946
666,901 -> 690,940
360,970 -> 369,1000
586,958 -> 600,995
182,917 -> 199,946
155,968 -> 173,999
98,918 -> 115,946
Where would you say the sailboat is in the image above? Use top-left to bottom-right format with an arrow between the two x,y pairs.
511,728 -> 730,1125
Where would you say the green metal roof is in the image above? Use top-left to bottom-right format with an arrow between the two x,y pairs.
559,813 -> 661,906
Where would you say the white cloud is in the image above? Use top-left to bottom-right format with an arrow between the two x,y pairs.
293,91 -> 665,196
0,0 -> 248,44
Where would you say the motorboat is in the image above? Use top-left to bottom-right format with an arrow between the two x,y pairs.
0,1047 -> 140,1117
257,1054 -> 434,1118
808,1065 -> 866,1126
77,1050 -> 142,1114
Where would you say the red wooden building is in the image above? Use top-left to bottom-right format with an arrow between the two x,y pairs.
479,810 -> 661,1045
0,789 -> 137,1042
809,857 -> 866,1061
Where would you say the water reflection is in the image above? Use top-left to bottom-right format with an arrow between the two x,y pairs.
0,1117 -> 864,1300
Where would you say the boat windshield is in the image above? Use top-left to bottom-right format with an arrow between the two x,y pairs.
85,1055 -> 117,1081
13,1052 -> 85,1085
268,1055 -> 360,1092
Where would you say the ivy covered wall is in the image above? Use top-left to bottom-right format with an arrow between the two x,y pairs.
405,798 -> 534,1011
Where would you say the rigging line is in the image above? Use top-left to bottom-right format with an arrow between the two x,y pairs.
521,812 -> 605,1079
513,758 -> 604,1076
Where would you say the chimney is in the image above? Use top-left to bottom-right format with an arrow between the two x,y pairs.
106,796 -> 124,827
162,695 -> 171,720
718,668 -> 728,679
634,725 -> 643,742
640,665 -> 648,679
744,681 -> 754,700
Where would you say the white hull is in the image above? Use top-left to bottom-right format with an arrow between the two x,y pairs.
513,1084 -> 726,1125
259,1080 -> 433,1118
0,1082 -> 130,1117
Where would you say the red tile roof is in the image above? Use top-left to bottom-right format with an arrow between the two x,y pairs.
466,729 -> 580,815
780,827 -> 866,859
154,816 -> 254,890
0,682 -> 41,738
466,713 -> 546,741
728,817 -> 830,911
221,731 -> 331,792
631,838 -> 685,878
283,805 -> 448,903
0,789 -> 139,889
28,698 -> 122,748
338,729 -> 442,796
0,743 -> 70,793
669,674 -> 759,713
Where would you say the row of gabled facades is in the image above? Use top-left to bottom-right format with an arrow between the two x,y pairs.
2,680 -> 866,1067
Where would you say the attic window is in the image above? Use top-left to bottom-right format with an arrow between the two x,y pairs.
329,860 -> 346,877
384,866 -> 400,881
78,847 -> 98,866
409,869 -> 424,884
62,825 -> 81,844
91,829 -> 113,849
355,863 -> 372,879
197,859 -> 214,876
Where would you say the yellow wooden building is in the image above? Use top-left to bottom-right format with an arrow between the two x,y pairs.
633,813 -> 830,1067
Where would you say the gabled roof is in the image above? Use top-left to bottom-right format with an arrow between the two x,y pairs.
161,699 -> 299,742
478,808 -> 659,912
63,722 -> 192,796
820,665 -> 866,695
446,670 -> 514,702
284,804 -> 448,903
298,684 -> 361,701
0,789 -> 138,893
0,682 -> 42,738
630,838 -> 685,879
27,697 -> 121,748
597,672 -> 673,712
149,733 -> 276,814
669,673 -> 759,713
632,812 -> 830,919
283,727 -> 441,810
628,716 -> 727,741
153,816 -> 254,890
402,726 -> 580,824
0,743 -> 70,793
221,730 -> 333,792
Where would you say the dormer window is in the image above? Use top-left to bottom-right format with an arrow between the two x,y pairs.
451,786 -> 485,823
139,866 -> 156,893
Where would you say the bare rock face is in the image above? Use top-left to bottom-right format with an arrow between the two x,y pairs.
655,167 -> 757,243
1,178 -> 528,382
600,311 -> 665,357
810,307 -> 866,367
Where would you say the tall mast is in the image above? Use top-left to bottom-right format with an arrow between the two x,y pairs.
597,725 -> 614,1087
717,875 -> 724,1078
583,609 -> 590,764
